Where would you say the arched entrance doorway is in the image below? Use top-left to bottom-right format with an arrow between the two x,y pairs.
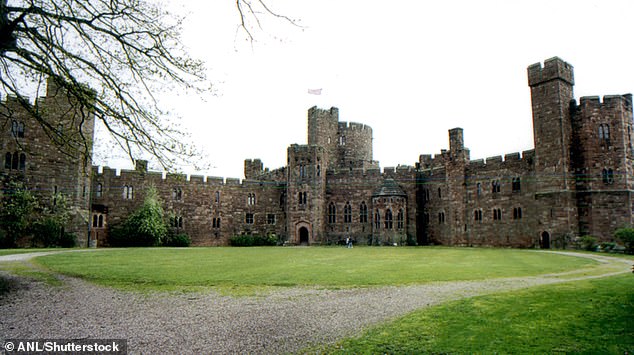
540,231 -> 550,249
299,227 -> 309,245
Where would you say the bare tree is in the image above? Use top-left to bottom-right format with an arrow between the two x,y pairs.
0,0 -> 208,170
0,0 -> 296,170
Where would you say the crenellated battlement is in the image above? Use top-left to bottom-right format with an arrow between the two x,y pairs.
527,56 -> 574,87
575,94 -> 633,111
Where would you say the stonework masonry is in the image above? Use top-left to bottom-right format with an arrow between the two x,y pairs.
1,57 -> 633,247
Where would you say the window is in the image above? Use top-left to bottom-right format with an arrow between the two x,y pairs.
513,207 -> 523,220
299,191 -> 307,206
602,168 -> 614,185
173,187 -> 183,201
328,202 -> 336,223
3,151 -> 27,171
493,208 -> 502,221
245,213 -> 254,224
299,164 -> 306,178
492,180 -> 501,193
397,209 -> 404,230
11,152 -> 18,170
267,214 -> 276,225
359,201 -> 368,223
344,202 -> 352,223
438,187 -> 442,199
598,123 -> 610,143
11,120 -> 24,138
474,209 -> 483,222
214,191 -> 220,204
123,185 -> 134,200
247,193 -> 256,206
170,216 -> 183,228
385,209 -> 393,229
374,209 -> 381,229
4,153 -> 10,169
212,217 -> 221,229
339,135 -> 346,145
512,177 -> 521,193
95,183 -> 103,198
438,211 -> 445,224
476,182 -> 482,197
317,164 -> 321,177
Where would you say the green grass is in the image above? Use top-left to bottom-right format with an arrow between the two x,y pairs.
0,261 -> 62,287
317,274 -> 634,354
33,247 -> 597,293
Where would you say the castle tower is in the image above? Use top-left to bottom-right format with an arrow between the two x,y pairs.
285,144 -> 327,244
527,57 -> 577,246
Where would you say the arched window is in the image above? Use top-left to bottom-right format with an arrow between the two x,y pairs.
11,152 -> 18,170
298,191 -> 307,206
474,209 -> 482,222
328,202 -> 336,223
173,187 -> 183,201
98,214 -> 104,227
344,202 -> 352,223
476,182 -> 482,197
397,209 -> 404,229
359,201 -> 368,223
385,209 -> 393,229
438,211 -> 445,224
493,208 -> 502,221
247,193 -> 256,206
374,209 -> 381,229
215,191 -> 220,204
4,152 -> 11,169
18,153 -> 25,170
95,183 -> 103,198
123,185 -> 134,200
92,214 -> 98,227
513,207 -> 523,220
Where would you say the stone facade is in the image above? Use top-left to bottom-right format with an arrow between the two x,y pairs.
1,57 -> 633,248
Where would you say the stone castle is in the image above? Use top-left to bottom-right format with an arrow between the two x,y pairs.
1,57 -> 633,248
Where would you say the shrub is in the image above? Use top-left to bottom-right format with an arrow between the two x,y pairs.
109,186 -> 167,247
230,234 -> 277,247
163,233 -> 191,247
614,228 -> 634,254
599,242 -> 616,253
578,235 -> 598,251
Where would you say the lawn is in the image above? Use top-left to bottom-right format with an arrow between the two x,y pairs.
316,273 -> 634,354
34,247 -> 597,292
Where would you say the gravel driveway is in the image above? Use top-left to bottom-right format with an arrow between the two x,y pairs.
0,251 -> 630,354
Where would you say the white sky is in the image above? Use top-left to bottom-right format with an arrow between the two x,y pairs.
95,0 -> 634,179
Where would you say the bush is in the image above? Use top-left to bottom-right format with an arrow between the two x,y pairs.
109,186 -> 167,247
599,242 -> 616,253
578,235 -> 598,251
163,233 -> 191,247
229,234 -> 277,247
58,232 -> 77,248
614,228 -> 634,254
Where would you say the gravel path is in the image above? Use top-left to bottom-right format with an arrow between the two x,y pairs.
0,251 -> 631,354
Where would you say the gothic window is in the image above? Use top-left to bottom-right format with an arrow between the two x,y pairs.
92,214 -> 98,228
512,177 -> 521,192
513,207 -> 523,220
11,152 -> 18,170
385,209 -> 393,229
438,211 -> 445,224
344,202 -> 352,223
474,209 -> 482,222
491,180 -> 501,193
299,191 -> 307,206
602,168 -> 614,184
95,183 -> 103,198
4,153 -> 10,169
599,124 -> 610,145
11,120 -> 24,138
247,193 -> 256,206
98,214 -> 104,227
245,213 -> 254,224
359,201 -> 368,223
374,209 -> 380,229
493,208 -> 502,221
476,182 -> 482,197
123,185 -> 134,200
267,214 -> 276,225
173,187 -> 183,201
397,209 -> 404,229
17,153 -> 25,170
328,202 -> 336,224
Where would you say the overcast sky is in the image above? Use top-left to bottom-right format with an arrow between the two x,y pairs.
95,0 -> 634,179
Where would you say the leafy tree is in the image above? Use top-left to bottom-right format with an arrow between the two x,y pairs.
30,192 -> 71,247
112,185 -> 167,246
0,0 -> 294,170
614,228 -> 634,254
0,181 -> 37,247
